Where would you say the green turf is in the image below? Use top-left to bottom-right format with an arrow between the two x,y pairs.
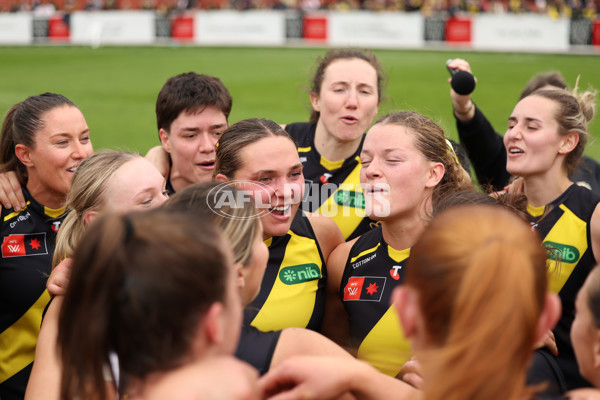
1,46 -> 599,160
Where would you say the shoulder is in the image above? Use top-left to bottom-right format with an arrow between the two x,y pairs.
306,212 -> 344,263
284,122 -> 316,144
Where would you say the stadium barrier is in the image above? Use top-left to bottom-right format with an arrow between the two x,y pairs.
0,10 -> 598,52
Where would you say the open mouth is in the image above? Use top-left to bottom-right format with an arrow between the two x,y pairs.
341,116 -> 358,124
269,205 -> 291,216
508,147 -> 524,155
67,166 -> 78,173
198,161 -> 215,169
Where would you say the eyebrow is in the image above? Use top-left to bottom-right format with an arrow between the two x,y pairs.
50,129 -> 89,138
253,163 -> 303,175
508,116 -> 543,124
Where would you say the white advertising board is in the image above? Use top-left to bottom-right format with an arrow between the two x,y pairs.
0,13 -> 32,45
194,10 -> 285,45
472,14 -> 569,52
328,11 -> 424,48
70,11 -> 155,45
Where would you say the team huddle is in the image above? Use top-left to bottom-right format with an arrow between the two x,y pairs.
1,48 -> 600,400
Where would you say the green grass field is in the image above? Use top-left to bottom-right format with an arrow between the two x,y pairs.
1,46 -> 599,161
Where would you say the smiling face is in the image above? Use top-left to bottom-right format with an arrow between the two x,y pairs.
504,95 -> 568,178
104,157 -> 169,213
311,58 -> 379,144
229,136 -> 304,239
19,105 -> 93,208
360,123 -> 441,221
160,107 -> 227,190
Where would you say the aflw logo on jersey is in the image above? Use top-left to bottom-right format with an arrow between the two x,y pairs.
343,276 -> 386,302
2,233 -> 48,258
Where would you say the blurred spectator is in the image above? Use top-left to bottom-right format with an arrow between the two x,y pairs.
32,0 -> 56,16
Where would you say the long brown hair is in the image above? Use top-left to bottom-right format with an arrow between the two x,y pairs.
57,209 -> 231,400
406,205 -> 548,400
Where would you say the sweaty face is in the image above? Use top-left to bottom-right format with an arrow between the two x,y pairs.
504,95 -> 566,178
360,124 -> 441,221
104,157 -> 169,213
311,58 -> 379,144
161,107 -> 227,190
23,105 -> 93,208
231,136 -> 304,239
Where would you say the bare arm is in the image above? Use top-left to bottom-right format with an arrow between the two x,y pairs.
25,297 -> 63,400
261,355 -> 420,400
321,240 -> 356,349
306,212 -> 344,264
145,146 -> 170,180
270,327 -> 352,371
589,203 -> 600,264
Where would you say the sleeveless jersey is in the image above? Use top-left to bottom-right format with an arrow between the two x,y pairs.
340,225 -> 412,376
235,325 -> 282,375
0,186 -> 66,400
285,122 -> 375,240
529,184 -> 600,389
244,211 -> 326,332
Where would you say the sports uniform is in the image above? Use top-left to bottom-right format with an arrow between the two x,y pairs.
285,122 -> 374,240
235,325 -> 281,375
0,186 -> 66,400
339,225 -> 411,377
244,210 -> 326,332
529,184 -> 600,389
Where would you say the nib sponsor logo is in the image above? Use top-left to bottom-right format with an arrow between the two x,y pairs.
279,264 -> 321,285
343,276 -> 386,302
544,241 -> 580,264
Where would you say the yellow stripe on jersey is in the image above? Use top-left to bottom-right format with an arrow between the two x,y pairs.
320,156 -> 344,171
3,201 -> 31,221
544,204 -> 588,294
316,162 -> 366,239
297,146 -> 311,153
357,305 -> 411,376
44,205 -> 66,219
251,231 -> 323,331
350,243 -> 380,264
387,247 -> 410,263
528,203 -> 546,218
0,289 -> 51,383
265,237 -> 273,247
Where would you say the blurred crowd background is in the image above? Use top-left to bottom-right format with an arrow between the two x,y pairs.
2,0 -> 598,20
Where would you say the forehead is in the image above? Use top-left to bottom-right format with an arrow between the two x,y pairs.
363,124 -> 417,151
41,105 -> 86,127
174,106 -> 227,125
514,95 -> 557,118
323,58 -> 378,85
238,136 -> 300,170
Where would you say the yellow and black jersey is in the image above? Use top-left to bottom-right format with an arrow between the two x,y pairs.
285,122 -> 375,241
0,185 -> 66,400
244,211 -> 326,332
529,183 -> 600,389
340,225 -> 411,376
